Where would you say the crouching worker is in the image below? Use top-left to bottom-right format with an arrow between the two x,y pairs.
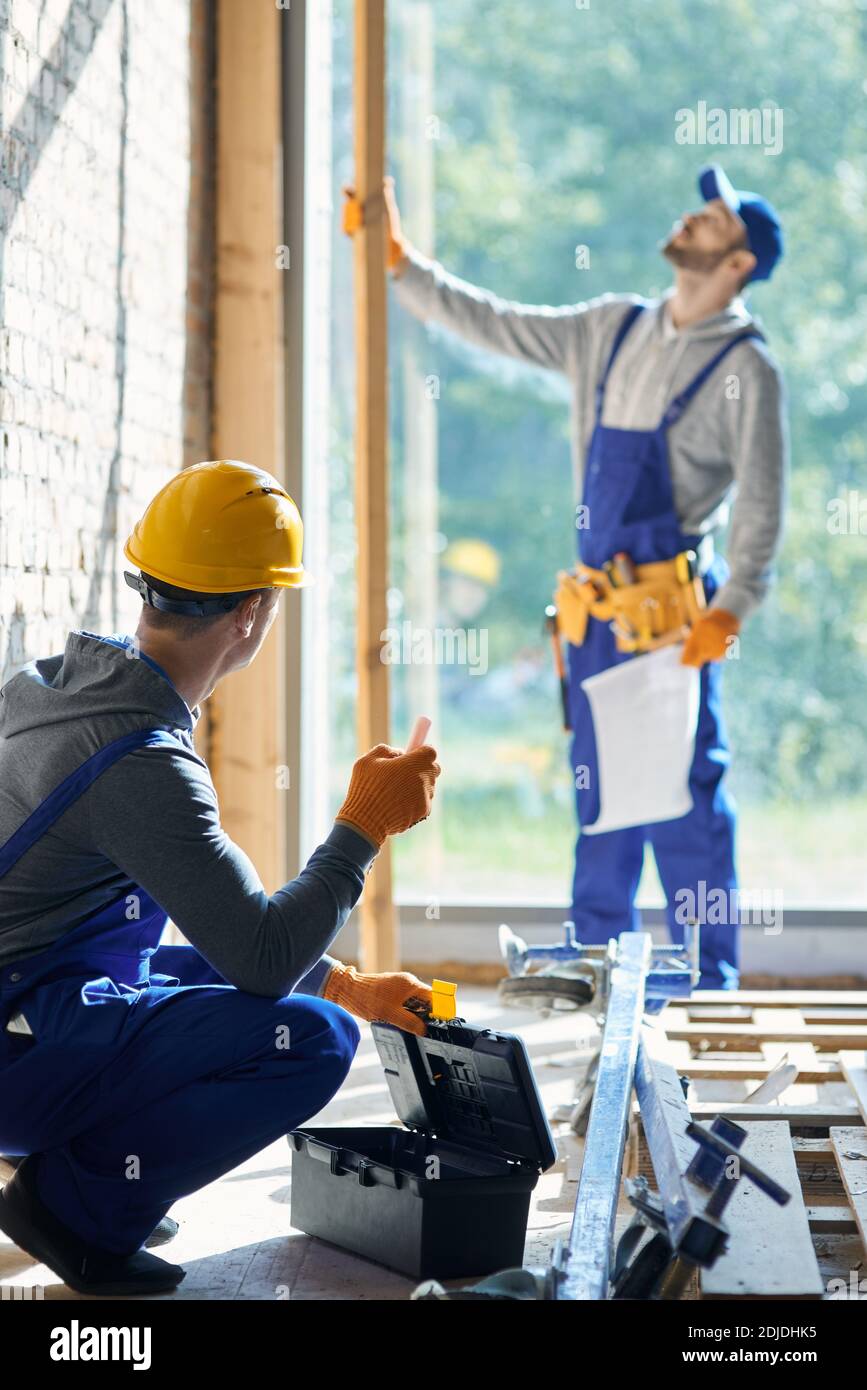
0,460 -> 441,1296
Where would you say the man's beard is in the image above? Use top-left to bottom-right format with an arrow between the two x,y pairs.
661,233 -> 732,274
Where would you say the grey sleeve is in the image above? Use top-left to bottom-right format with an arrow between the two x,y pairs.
393,247 -> 593,374
714,345 -> 789,621
87,744 -> 377,998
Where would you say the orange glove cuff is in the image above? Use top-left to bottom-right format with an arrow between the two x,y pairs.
681,608 -> 740,667
323,963 -> 432,1036
386,236 -> 409,272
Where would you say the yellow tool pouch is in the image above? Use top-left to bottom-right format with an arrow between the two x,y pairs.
553,570 -> 595,647
554,554 -> 707,654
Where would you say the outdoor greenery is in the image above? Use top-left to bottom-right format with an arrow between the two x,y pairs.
328,0 -> 867,907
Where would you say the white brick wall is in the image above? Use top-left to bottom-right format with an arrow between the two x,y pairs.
0,0 -> 197,678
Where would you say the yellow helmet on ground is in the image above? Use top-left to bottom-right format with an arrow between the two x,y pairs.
124,460 -> 310,597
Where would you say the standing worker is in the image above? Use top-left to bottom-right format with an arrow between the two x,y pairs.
344,166 -> 787,986
0,460 -> 441,1296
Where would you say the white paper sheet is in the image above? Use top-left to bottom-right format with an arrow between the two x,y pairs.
580,644 -> 700,835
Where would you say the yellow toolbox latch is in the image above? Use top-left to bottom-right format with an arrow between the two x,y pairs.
430,979 -> 457,1021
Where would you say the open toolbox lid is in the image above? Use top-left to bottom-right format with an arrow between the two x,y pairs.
371,1019 -> 558,1172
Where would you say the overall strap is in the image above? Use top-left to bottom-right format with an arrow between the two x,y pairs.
0,729 -> 182,881
661,329 -> 763,428
595,303 -> 646,418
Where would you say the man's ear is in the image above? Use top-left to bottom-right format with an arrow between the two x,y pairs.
235,592 -> 262,638
728,247 -> 756,285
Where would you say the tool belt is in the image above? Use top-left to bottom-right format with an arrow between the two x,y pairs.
554,552 -> 707,654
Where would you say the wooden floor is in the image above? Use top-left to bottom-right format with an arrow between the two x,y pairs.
8,986 -> 864,1301
0,987 -> 595,1301
630,995 -> 867,1299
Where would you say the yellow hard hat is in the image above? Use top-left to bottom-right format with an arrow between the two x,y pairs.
441,538 -> 501,588
124,460 -> 310,594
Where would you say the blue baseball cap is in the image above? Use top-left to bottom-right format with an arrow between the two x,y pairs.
698,164 -> 783,283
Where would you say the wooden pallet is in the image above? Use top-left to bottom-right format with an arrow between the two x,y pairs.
626,991 -> 867,1299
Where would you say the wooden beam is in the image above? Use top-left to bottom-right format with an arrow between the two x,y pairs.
692,990 -> 867,1008
397,2 -> 440,891
353,0 -> 397,970
679,1058 -> 841,1083
701,1122 -> 824,1300
635,1099 -> 863,1127
688,1101 -> 862,1126
665,1021 -> 867,1049
210,0 -> 286,891
840,1050 -> 867,1123
806,1206 -> 858,1234
690,1006 -> 867,1025
793,1137 -> 834,1155
830,1127 -> 867,1253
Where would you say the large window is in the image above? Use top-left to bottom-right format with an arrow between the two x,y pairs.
303,0 -> 867,911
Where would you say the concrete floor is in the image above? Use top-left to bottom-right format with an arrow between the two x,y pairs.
0,987 -> 598,1301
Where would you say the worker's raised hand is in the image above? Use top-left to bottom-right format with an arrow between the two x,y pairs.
323,962 -> 433,1036
341,177 -> 410,272
335,742 -> 441,848
681,608 -> 740,667
382,176 -> 409,270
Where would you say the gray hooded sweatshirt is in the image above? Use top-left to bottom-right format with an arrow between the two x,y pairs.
394,250 -> 788,620
0,632 -> 376,994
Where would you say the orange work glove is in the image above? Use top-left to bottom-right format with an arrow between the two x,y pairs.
681,609 -> 740,667
335,743 -> 440,848
323,963 -> 433,1036
342,176 -> 409,272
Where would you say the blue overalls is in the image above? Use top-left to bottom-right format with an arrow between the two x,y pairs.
568,304 -> 761,987
0,729 -> 359,1256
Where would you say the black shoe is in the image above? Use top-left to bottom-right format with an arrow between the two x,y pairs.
0,1156 -> 186,1296
2,1154 -> 178,1249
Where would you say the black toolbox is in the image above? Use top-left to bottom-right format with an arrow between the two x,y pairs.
288,1017 -> 557,1279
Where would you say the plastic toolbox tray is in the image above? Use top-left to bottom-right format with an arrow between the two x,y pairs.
288,1017 -> 557,1279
